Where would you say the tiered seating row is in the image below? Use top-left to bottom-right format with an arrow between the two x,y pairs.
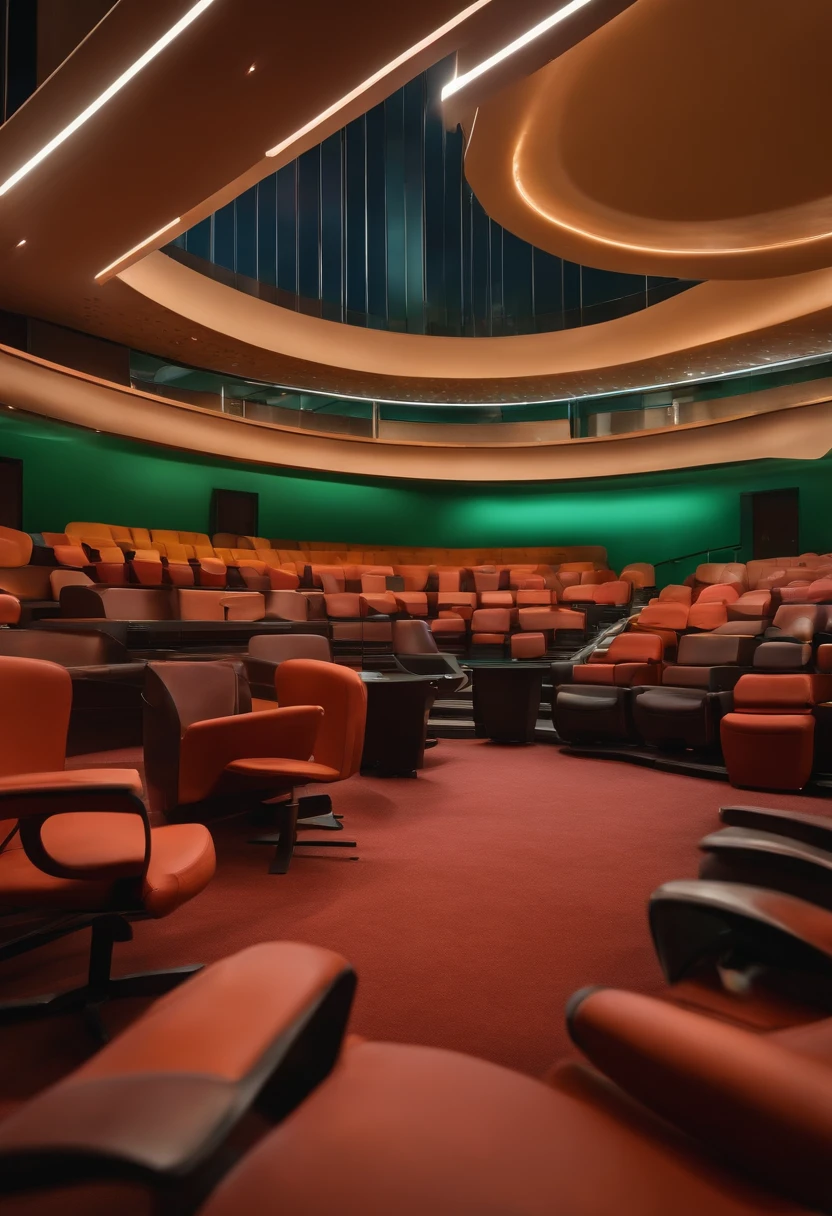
553,576 -> 832,791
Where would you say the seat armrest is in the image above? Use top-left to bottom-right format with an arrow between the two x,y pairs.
567,986 -> 832,1214
179,706 -> 323,804
720,804 -> 832,849
550,660 -> 575,685
0,773 -> 149,880
706,665 -> 751,692
0,942 -> 355,1195
649,879 -> 832,984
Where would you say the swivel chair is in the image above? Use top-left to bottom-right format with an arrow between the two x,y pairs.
0,655 -> 215,1038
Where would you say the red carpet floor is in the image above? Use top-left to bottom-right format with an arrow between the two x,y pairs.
2,739 -> 832,1109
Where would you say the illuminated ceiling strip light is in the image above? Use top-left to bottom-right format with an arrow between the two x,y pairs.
224,349 -> 832,409
0,0 -> 217,197
96,218 -> 181,281
441,0 -> 596,100
265,0 -> 493,159
513,140 -> 832,256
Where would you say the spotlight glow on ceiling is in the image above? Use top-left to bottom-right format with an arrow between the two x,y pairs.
0,0 -> 217,197
95,218 -> 181,281
441,0 -> 596,100
265,0 -> 493,160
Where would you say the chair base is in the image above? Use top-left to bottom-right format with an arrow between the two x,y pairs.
0,914 -> 202,1042
297,792 -> 342,832
250,801 -> 357,874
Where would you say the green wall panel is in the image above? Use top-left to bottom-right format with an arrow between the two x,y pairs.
2,411 -> 831,584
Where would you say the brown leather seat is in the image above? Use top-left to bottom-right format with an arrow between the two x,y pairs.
0,655 -> 215,1033
0,627 -> 146,752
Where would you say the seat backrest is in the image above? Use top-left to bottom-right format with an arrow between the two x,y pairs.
695,583 -> 740,605
657,585 -> 692,605
594,580 -> 631,606
637,603 -> 689,630
770,604 -> 820,641
602,633 -> 663,664
49,569 -> 93,598
753,641 -> 812,670
276,659 -> 367,780
0,655 -> 71,779
393,619 -> 439,655
0,628 -> 125,667
694,562 -> 747,588
675,632 -> 755,667
0,526 -> 33,569
248,634 -> 332,663
471,608 -> 511,631
733,672 -> 816,712
324,593 -> 362,618
265,591 -> 308,622
143,660 -> 251,813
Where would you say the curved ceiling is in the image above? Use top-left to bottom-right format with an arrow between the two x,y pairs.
0,0 -> 830,408
466,0 -> 832,279
117,252 -> 832,403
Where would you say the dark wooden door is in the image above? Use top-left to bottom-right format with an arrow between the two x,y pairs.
750,488 -> 800,558
0,458 -> 23,529
211,488 -> 259,538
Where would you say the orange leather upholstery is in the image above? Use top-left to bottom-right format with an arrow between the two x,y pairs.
574,634 -> 663,687
269,659 -> 367,782
0,526 -> 33,568
620,562 -> 656,588
515,590 -> 552,607
0,595 -> 20,626
264,591 -> 309,622
652,585 -> 692,606
695,583 -> 741,605
634,602 -> 689,632
687,601 -> 729,631
511,632 -> 546,659
143,660 -> 323,816
52,543 -> 89,568
728,590 -> 772,620
720,673 -> 819,790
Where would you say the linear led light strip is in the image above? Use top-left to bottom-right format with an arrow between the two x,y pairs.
95,218 -> 182,281
265,0 -> 493,159
0,0 -> 217,197
441,0 -> 597,100
219,349 -> 832,410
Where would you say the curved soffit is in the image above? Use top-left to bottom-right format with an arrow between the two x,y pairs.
115,251 -> 832,403
4,343 -> 832,483
466,0 -> 832,279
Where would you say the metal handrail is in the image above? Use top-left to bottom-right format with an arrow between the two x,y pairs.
654,544 -> 743,571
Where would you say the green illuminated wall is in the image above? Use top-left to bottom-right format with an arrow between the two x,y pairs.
2,411 -> 831,583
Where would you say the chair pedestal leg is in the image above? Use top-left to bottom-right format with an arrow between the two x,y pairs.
297,792 -> 343,831
250,801 -> 357,873
0,915 -> 203,1042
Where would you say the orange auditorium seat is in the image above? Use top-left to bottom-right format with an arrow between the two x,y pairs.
573,633 -> 663,686
720,673 -> 820,791
0,526 -> 33,568
0,595 -> 20,626
0,655 -> 215,1029
470,607 -> 512,650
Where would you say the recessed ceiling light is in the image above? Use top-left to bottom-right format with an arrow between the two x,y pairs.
191,336 -> 198,341
0,0 -> 217,197
247,63 -> 256,74
265,0 -> 493,160
441,0 -> 596,100
15,239 -> 26,247
95,216 -> 181,281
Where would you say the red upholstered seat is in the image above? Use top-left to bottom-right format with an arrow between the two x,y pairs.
0,594 -> 20,625
573,633 -> 664,687
511,632 -> 546,659
720,673 -> 820,791
0,656 -> 215,1022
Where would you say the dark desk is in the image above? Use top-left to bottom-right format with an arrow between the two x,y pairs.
472,664 -> 547,744
359,672 -> 448,776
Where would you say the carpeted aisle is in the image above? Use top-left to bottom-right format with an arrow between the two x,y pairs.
2,739 -> 831,1107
